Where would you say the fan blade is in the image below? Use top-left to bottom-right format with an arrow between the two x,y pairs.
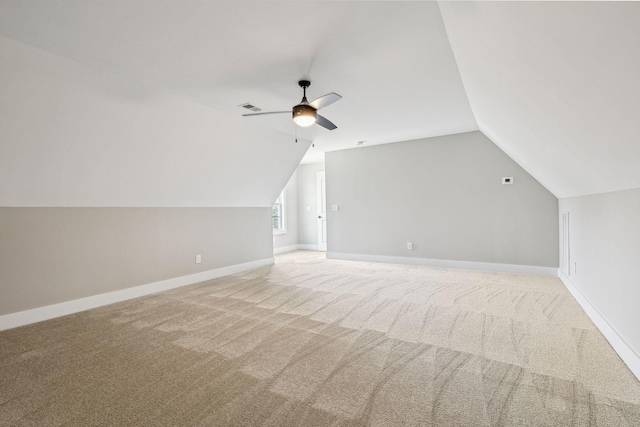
309,93 -> 342,110
242,111 -> 290,117
316,114 -> 337,131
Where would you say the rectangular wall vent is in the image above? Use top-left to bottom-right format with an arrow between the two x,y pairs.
239,103 -> 262,112
502,177 -> 514,185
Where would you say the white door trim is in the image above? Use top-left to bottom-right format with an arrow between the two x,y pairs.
316,171 -> 327,251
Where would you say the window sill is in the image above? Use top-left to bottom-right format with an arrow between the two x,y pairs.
273,230 -> 287,236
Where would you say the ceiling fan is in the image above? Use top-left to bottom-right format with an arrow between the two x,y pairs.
242,80 -> 341,130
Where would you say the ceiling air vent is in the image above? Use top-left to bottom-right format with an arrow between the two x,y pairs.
239,103 -> 262,112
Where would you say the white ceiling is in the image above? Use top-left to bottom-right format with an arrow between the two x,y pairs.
0,36 -> 309,207
0,1 -> 639,201
0,0 -> 477,165
440,1 -> 640,198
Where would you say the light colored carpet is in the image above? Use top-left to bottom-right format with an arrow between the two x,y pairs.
1,250 -> 639,426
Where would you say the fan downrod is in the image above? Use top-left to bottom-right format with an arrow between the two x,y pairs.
298,80 -> 311,105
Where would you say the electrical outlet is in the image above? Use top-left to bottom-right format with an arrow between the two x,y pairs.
195,254 -> 202,264
407,242 -> 413,250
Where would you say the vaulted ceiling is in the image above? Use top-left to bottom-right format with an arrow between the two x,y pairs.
1,1 -> 638,205
440,2 -> 640,198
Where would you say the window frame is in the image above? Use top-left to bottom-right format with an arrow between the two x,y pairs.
272,190 -> 287,235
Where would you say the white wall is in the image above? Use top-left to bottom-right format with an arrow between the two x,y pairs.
325,132 -> 558,268
559,188 -> 640,366
297,163 -> 326,247
273,170 -> 299,250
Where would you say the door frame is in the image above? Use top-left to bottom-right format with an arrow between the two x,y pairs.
316,171 -> 327,251
561,211 -> 570,276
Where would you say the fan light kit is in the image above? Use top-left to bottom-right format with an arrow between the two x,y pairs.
243,80 -> 341,131
293,105 -> 317,127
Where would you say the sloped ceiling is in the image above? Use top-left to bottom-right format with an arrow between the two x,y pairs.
0,1 -> 477,167
1,1 -> 638,205
0,36 -> 309,207
440,1 -> 640,198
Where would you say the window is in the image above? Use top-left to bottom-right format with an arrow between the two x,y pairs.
272,190 -> 286,234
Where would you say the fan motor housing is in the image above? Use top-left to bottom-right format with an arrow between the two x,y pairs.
292,104 -> 317,120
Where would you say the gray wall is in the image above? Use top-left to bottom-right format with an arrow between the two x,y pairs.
559,188 -> 640,357
273,170 -> 299,249
0,36 -> 295,319
0,207 -> 272,315
325,131 -> 558,267
297,163 -> 325,246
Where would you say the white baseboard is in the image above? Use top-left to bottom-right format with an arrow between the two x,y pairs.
273,244 -> 319,254
0,257 -> 274,332
327,252 -> 557,276
273,245 -> 299,255
558,270 -> 640,381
